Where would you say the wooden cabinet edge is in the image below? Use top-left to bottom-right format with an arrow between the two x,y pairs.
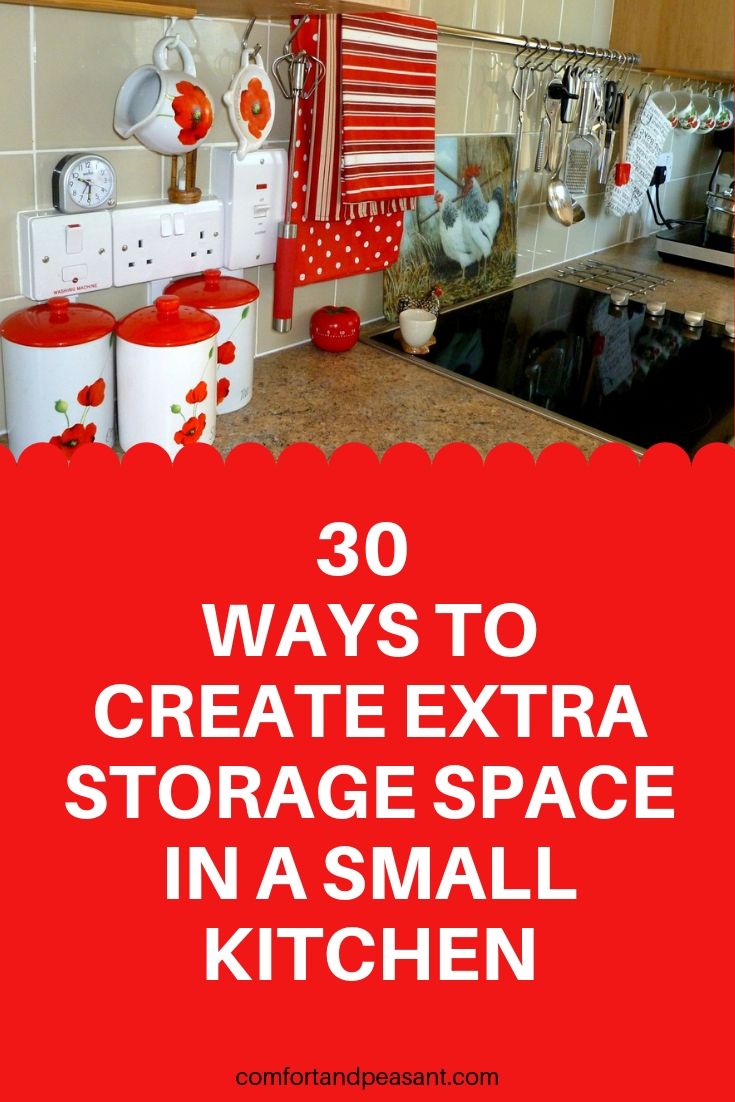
3,0 -> 410,20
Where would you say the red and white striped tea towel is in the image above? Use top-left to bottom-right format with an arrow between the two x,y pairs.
293,16 -> 404,286
340,12 -> 437,218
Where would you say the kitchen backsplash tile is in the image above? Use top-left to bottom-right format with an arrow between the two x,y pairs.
466,47 -> 516,136
473,0 -> 524,37
520,0 -> 564,43
0,6 -> 33,152
0,0 -> 724,436
33,9 -> 161,150
559,1 -> 597,44
0,155 -> 35,300
435,45 -> 473,134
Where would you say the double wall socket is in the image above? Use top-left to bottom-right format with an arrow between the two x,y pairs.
111,199 -> 224,287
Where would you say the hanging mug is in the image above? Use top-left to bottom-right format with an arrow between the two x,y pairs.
114,36 -> 214,155
713,91 -> 734,131
223,48 -> 275,159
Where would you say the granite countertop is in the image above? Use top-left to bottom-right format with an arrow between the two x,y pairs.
215,238 -> 734,458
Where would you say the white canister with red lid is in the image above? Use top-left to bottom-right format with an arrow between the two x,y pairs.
165,268 -> 258,414
0,296 -> 115,458
116,295 -> 219,457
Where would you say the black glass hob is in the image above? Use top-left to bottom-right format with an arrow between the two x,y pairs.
369,279 -> 734,455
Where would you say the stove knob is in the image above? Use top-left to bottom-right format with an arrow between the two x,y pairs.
725,321 -> 735,339
684,310 -> 705,328
646,300 -> 666,317
611,289 -> 630,306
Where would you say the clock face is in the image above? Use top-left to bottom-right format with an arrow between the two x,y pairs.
53,154 -> 117,212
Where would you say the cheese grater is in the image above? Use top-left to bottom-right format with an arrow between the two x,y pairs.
563,78 -> 595,196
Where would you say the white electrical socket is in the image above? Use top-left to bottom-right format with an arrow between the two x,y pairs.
111,199 -> 224,287
656,151 -> 674,180
18,210 -> 113,301
211,147 -> 287,270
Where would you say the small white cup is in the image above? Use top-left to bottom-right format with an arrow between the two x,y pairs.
651,90 -> 677,125
399,308 -> 437,349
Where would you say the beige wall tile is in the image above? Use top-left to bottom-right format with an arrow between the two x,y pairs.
516,204 -> 539,274
591,0 -> 614,49
517,129 -> 545,205
0,156 -> 34,299
520,0 -> 563,42
466,50 -> 514,135
256,264 -> 338,354
474,0 -> 524,36
562,207 -> 598,261
335,271 -> 385,322
34,9 -> 166,150
559,1 -> 596,45
35,148 -> 163,211
0,5 -> 32,151
534,204 -> 570,266
436,45 -> 472,134
421,0 -> 474,27
670,132 -> 707,180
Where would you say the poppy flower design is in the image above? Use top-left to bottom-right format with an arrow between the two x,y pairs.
239,77 -> 272,140
172,81 -> 213,146
77,378 -> 106,408
174,413 -> 207,447
186,380 -> 208,405
51,378 -> 105,456
217,341 -> 236,365
217,377 -> 231,405
50,422 -> 97,453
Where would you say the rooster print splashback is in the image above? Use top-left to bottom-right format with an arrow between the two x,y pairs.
383,136 -> 516,321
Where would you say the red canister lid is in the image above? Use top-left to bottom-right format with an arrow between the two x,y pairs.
115,295 -> 220,348
165,269 -> 259,309
0,296 -> 115,348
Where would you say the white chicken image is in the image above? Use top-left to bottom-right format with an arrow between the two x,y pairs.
434,191 -> 477,279
433,169 -> 504,280
461,164 -> 504,277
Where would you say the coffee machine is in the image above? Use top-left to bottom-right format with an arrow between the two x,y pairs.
656,128 -> 734,271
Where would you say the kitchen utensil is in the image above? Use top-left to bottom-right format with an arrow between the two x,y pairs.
223,18 -> 275,159
546,76 -> 575,226
535,114 -> 549,173
510,62 -> 535,204
545,79 -> 565,173
614,92 -> 632,186
116,295 -> 219,456
165,268 -> 259,414
114,36 -> 214,156
0,297 -> 116,458
546,171 -> 575,226
560,64 -> 580,124
270,17 -> 326,332
563,76 -> 596,196
599,88 -> 623,184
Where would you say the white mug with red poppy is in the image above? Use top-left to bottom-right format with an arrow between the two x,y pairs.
223,48 -> 275,159
113,36 -> 214,156
0,297 -> 115,459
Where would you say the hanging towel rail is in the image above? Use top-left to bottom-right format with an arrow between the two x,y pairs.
436,24 -> 641,68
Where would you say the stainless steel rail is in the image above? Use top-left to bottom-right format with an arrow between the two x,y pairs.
437,24 -> 641,68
